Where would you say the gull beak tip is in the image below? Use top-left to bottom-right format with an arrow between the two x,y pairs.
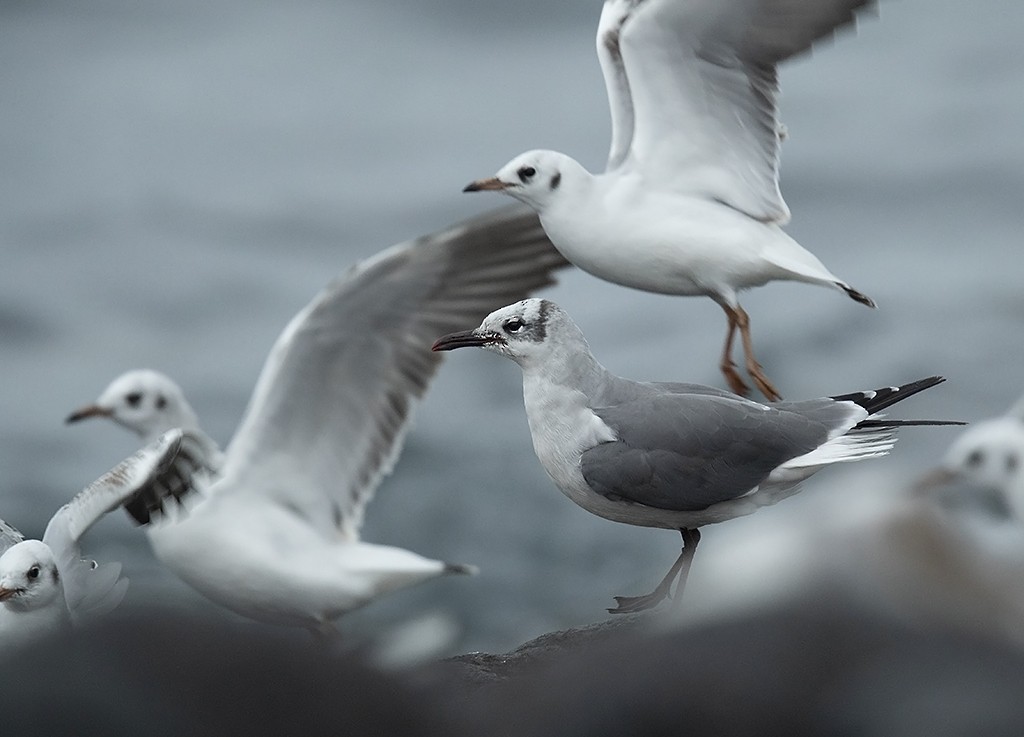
432,330 -> 491,352
463,177 -> 506,193
65,405 -> 111,424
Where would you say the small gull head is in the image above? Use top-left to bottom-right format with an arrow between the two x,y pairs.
0,540 -> 62,612
463,150 -> 577,211
66,369 -> 199,443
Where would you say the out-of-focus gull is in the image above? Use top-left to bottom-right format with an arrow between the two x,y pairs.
66,206 -> 568,633
67,369 -> 204,444
464,0 -> 878,401
916,393 -> 1024,520
432,298 -> 958,613
1,431 -> 201,653
677,398 -> 1024,647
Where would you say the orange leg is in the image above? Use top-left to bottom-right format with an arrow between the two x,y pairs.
718,307 -> 751,396
730,304 -> 783,402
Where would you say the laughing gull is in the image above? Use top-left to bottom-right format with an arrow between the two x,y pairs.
463,0 -> 878,401
1,431 -> 201,652
432,298 -> 959,613
65,206 -> 567,633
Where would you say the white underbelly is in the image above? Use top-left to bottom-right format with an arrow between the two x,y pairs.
539,192 -> 806,297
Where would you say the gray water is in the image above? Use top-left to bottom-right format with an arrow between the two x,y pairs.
2,0 -> 1023,653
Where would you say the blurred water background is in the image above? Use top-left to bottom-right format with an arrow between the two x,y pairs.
1,0 -> 1023,653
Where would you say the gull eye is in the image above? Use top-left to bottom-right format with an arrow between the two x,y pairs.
27,566 -> 40,580
156,395 -> 167,410
966,450 -> 984,467
503,317 -> 526,334
517,166 -> 536,183
126,392 -> 143,408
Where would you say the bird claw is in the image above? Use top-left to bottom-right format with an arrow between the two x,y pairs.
607,591 -> 669,614
747,362 -> 783,402
720,363 -> 752,397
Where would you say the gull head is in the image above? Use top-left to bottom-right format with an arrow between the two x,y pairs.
432,298 -> 586,370
66,369 -> 199,443
930,418 -> 1024,492
0,541 -> 62,612
463,150 -> 584,212
916,417 -> 1024,520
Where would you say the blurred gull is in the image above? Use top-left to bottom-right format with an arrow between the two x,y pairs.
916,392 -> 1024,520
672,396 -> 1024,649
1,431 -> 201,653
66,206 -> 567,634
432,299 -> 958,613
464,0 -> 878,401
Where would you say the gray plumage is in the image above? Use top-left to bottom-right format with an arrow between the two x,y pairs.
582,395 -> 839,512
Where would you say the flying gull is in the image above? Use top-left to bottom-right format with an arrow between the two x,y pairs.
464,0 -> 878,401
66,206 -> 567,633
432,298 -> 960,613
1,431 -> 201,652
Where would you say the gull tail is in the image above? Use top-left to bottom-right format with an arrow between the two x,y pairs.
779,428 -> 896,472
774,377 -> 962,479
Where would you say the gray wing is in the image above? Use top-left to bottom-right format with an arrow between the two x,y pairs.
581,394 -> 830,511
617,0 -> 874,221
221,205 -> 568,540
42,429 -> 211,619
0,519 -> 25,555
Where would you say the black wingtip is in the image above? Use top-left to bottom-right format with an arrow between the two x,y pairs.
839,283 -> 876,308
833,376 -> 947,415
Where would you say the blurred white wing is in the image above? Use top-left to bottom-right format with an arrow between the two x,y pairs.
42,428 -> 212,619
613,0 -> 874,222
220,205 -> 568,540
597,0 -> 637,170
0,519 -> 25,556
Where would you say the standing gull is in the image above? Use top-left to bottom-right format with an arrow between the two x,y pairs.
464,0 -> 878,401
1,431 -> 201,652
432,298 -> 959,613
66,206 -> 568,632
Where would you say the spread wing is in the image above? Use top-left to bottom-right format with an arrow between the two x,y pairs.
581,394 -> 829,511
220,205 -> 568,540
42,429 -> 212,619
609,0 -> 874,222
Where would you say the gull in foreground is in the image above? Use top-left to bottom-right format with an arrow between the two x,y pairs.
65,206 -> 567,633
464,0 -> 878,401
432,299 -> 959,613
1,431 -> 201,653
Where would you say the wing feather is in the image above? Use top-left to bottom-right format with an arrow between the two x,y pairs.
221,205 -> 568,539
40,429 -> 212,620
582,394 -> 830,511
616,0 -> 874,221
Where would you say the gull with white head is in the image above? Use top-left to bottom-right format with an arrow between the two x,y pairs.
433,298 -> 959,613
66,206 -> 568,633
916,393 -> 1024,523
1,431 -> 201,653
464,0 -> 879,401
